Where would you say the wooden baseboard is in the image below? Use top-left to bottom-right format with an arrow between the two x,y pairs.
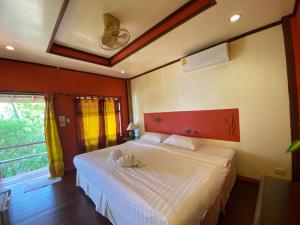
237,175 -> 260,184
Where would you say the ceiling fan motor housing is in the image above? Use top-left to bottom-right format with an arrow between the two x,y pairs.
103,13 -> 120,32
100,13 -> 130,50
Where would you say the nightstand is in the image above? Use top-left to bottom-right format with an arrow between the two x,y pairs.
0,189 -> 11,225
253,176 -> 300,225
123,137 -> 139,142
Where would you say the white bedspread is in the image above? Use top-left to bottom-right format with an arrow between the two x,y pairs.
73,140 -> 235,225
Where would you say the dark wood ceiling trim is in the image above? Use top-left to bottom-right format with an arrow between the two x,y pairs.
282,16 -> 300,182
130,59 -> 181,80
110,0 -> 216,66
50,43 -> 110,66
285,0 -> 300,182
47,0 -> 69,53
126,80 -> 133,122
130,20 -> 282,80
0,57 -> 124,80
293,0 -> 299,16
227,21 -> 282,43
283,18 -> 298,142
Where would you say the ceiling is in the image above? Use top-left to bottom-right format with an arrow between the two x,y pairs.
55,0 -> 189,58
0,0 -> 295,78
0,0 -> 63,52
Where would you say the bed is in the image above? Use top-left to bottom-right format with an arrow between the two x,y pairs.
73,139 -> 236,225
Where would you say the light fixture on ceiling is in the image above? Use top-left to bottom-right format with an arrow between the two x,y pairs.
121,70 -> 125,74
230,14 -> 241,23
5,45 -> 15,51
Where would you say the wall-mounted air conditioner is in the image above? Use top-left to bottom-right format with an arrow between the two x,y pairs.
181,42 -> 230,72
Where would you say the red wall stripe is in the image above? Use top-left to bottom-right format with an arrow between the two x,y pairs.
144,109 -> 240,142
292,5 -> 300,122
290,0 -> 300,181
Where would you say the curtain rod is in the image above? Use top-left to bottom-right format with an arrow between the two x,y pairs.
0,91 -> 121,99
75,97 -> 120,101
53,93 -> 122,99
0,95 -> 44,99
0,91 -> 43,96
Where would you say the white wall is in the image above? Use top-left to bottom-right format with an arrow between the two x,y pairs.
131,25 -> 292,180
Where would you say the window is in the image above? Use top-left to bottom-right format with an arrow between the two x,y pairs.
75,97 -> 122,152
0,95 -> 49,180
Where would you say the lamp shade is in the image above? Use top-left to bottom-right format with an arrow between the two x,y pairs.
126,122 -> 137,131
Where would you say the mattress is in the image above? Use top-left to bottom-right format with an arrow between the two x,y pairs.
73,139 -> 236,225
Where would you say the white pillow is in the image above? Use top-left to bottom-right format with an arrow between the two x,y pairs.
140,132 -> 169,143
163,135 -> 200,151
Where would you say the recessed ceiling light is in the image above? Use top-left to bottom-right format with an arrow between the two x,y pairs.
230,14 -> 241,23
5,45 -> 15,51
121,70 -> 125,74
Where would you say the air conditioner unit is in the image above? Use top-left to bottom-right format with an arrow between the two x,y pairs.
181,43 -> 229,72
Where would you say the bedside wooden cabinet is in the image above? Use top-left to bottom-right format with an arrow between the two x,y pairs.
123,137 -> 139,142
253,176 -> 300,225
0,190 -> 11,225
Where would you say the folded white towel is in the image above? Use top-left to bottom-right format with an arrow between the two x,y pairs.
107,150 -> 144,167
117,154 -> 138,167
108,149 -> 123,162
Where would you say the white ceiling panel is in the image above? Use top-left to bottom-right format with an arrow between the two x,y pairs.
55,0 -> 189,57
0,0 -> 64,52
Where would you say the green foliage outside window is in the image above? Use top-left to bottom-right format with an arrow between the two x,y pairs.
0,102 -> 49,178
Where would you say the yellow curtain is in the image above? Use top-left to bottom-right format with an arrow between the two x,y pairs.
44,96 -> 64,178
80,99 -> 99,151
104,99 -> 117,146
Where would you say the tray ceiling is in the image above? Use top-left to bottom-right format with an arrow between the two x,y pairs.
55,0 -> 189,58
0,0 -> 296,78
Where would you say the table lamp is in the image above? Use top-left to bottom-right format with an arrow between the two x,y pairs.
126,122 -> 137,138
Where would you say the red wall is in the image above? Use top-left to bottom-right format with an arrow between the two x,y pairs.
144,109 -> 240,142
0,59 -> 129,171
291,4 -> 300,121
291,2 -> 300,181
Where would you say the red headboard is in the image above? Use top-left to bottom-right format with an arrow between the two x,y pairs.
144,109 -> 240,142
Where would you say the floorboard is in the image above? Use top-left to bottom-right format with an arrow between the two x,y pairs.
218,179 -> 259,225
4,172 -> 258,225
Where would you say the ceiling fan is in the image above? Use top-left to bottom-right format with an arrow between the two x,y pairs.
99,13 -> 130,50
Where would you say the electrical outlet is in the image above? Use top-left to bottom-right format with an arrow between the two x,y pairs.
274,168 -> 287,176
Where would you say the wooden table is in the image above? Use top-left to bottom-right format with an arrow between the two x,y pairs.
0,189 -> 11,225
123,137 -> 139,142
253,176 -> 300,225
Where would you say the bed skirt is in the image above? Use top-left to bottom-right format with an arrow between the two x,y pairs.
76,165 -> 236,225
76,172 -> 135,225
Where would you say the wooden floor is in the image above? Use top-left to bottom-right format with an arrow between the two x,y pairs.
218,180 -> 259,225
5,172 -> 258,225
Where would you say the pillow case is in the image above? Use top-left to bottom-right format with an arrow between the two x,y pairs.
140,132 -> 169,143
162,134 -> 200,151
